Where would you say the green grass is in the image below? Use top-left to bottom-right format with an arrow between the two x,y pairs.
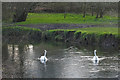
3,26 -> 118,36
3,26 -> 41,32
48,27 -> 118,36
15,13 -> 118,25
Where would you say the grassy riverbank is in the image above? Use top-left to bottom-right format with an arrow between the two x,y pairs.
3,26 -> 118,47
15,13 -> 118,25
45,27 -> 118,46
47,27 -> 118,36
3,26 -> 42,43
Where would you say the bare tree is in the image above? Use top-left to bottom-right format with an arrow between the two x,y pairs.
2,2 -> 118,23
2,2 -> 37,22
83,2 -> 86,18
12,2 -> 36,22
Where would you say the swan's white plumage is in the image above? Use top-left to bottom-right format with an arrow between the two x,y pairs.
38,50 -> 48,63
92,50 -> 99,64
40,56 -> 48,61
92,56 -> 99,60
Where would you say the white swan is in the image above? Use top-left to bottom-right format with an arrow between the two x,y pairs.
38,50 -> 48,63
92,50 -> 99,64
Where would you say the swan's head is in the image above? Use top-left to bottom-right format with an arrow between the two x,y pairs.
44,50 -> 47,53
94,50 -> 97,53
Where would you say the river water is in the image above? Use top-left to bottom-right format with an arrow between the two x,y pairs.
2,41 -> 119,78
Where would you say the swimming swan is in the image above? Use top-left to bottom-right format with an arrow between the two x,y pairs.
38,50 -> 48,63
92,50 -> 99,64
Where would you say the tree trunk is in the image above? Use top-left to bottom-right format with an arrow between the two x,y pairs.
64,12 -> 66,19
83,11 -> 86,18
12,3 -> 36,22
70,2 -> 72,13
95,3 -> 100,18
91,7 -> 94,16
64,7 -> 67,19
96,8 -> 99,18
99,9 -> 103,18
92,11 -> 94,16
96,12 -> 99,18
83,11 -> 85,17
13,11 -> 28,22
83,3 -> 86,18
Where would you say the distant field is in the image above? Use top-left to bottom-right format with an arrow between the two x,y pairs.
15,13 -> 118,25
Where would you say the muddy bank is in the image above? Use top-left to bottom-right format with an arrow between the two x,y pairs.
2,27 -> 42,43
17,24 -> 118,30
43,30 -> 119,49
2,27 -> 119,49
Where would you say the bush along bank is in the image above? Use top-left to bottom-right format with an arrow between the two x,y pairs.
2,26 -> 42,43
43,29 -> 119,48
3,26 -> 119,48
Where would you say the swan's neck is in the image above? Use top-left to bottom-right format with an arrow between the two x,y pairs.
94,52 -> 96,57
44,51 -> 47,57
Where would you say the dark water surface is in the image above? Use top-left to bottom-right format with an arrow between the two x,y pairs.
2,42 -> 119,78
